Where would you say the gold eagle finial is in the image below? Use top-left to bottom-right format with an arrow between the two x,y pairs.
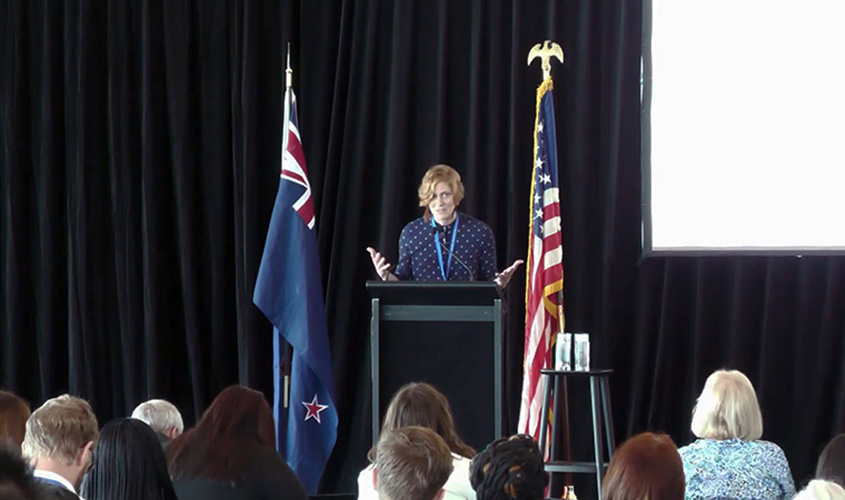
527,40 -> 564,81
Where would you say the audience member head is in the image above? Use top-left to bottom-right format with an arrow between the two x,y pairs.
470,434 -> 548,500
370,382 -> 475,461
375,426 -> 453,500
817,434 -> 845,488
600,432 -> 685,500
81,418 -> 177,500
691,369 -> 763,441
22,394 -> 98,490
0,446 -> 44,500
0,390 -> 31,450
794,479 -> 845,500
166,385 -> 275,481
131,400 -> 184,441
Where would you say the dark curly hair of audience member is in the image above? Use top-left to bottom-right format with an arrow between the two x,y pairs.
0,390 -> 31,450
469,434 -> 548,500
817,433 -> 845,489
0,446 -> 44,500
81,418 -> 177,500
601,432 -> 684,500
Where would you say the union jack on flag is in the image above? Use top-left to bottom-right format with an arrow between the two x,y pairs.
518,78 -> 564,440
281,93 -> 315,229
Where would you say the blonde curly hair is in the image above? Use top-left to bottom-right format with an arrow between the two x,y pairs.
417,165 -> 465,220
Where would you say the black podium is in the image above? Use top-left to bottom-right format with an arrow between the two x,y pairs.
367,282 -> 505,451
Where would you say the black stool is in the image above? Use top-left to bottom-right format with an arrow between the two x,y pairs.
538,369 -> 615,500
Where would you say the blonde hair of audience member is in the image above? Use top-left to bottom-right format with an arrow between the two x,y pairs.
0,391 -> 31,450
22,394 -> 98,490
368,382 -> 475,462
690,369 -> 763,441
417,165 -> 465,222
601,432 -> 685,500
131,399 -> 184,440
794,480 -> 845,500
817,434 -> 845,489
375,426 -> 454,500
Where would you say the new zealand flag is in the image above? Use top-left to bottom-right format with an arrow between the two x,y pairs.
253,89 -> 337,494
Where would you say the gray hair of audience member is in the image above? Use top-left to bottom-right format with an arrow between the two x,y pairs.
470,434 -> 548,500
690,369 -> 763,441
375,426 -> 454,500
818,434 -> 845,489
131,399 -> 184,438
794,480 -> 845,500
22,394 -> 98,464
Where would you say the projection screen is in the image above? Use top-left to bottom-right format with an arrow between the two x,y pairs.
642,0 -> 845,253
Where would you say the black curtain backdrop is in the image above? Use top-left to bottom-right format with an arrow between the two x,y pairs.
2,0 -> 843,494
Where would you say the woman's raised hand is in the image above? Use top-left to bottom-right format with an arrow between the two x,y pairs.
366,247 -> 393,281
494,259 -> 525,288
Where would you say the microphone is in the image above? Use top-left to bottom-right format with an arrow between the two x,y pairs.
431,226 -> 475,281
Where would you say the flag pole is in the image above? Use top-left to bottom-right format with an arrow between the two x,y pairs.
282,43 -> 293,412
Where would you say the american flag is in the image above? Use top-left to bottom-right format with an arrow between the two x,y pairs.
518,79 -> 564,440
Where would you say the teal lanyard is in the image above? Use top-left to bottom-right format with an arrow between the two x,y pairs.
432,213 -> 460,281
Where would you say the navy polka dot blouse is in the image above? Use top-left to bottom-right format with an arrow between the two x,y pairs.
394,212 -> 497,281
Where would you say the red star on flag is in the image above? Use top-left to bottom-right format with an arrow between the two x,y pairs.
302,394 -> 329,424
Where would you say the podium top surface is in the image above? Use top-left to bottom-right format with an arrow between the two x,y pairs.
366,281 -> 502,305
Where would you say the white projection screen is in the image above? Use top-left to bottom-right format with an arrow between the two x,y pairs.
642,0 -> 845,253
